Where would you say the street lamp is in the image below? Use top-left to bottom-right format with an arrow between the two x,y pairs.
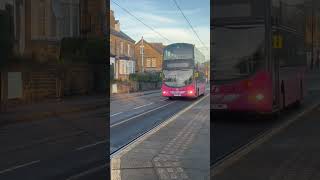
311,0 -> 315,70
140,36 -> 144,73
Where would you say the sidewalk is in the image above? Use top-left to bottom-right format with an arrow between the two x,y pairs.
306,70 -> 320,92
111,89 -> 161,101
111,96 -> 210,180
0,95 -> 107,127
213,104 -> 320,180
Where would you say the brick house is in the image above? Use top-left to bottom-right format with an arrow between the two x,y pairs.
134,37 -> 165,73
0,0 -> 106,61
80,0 -> 106,38
110,10 -> 135,80
1,0 -> 107,111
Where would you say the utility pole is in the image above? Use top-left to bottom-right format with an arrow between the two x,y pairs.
140,36 -> 144,73
311,0 -> 315,70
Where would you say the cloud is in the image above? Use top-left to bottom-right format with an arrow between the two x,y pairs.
123,27 -> 210,59
112,0 -> 210,59
134,12 -> 176,24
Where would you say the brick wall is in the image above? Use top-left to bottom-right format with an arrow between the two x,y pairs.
4,62 -> 106,105
134,40 -> 163,73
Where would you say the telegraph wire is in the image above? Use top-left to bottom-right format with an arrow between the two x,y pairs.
172,0 -> 209,51
111,0 -> 172,44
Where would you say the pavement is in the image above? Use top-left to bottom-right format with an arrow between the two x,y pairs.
0,95 -> 107,127
212,104 -> 320,180
111,95 -> 210,180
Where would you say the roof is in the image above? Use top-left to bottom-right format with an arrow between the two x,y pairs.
149,43 -> 165,54
110,28 -> 135,43
136,39 -> 165,54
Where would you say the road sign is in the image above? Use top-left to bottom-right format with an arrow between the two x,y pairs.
273,35 -> 283,49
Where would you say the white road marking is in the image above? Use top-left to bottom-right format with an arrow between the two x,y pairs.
110,101 -> 176,128
0,160 -> 40,175
76,140 -> 106,151
111,94 -> 208,160
66,164 -> 107,180
160,99 -> 168,101
133,102 -> 154,110
111,112 -> 123,117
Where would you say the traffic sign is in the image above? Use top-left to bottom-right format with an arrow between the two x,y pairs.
273,35 -> 283,49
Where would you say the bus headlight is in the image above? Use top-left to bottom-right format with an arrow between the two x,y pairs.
256,94 -> 264,101
188,90 -> 194,94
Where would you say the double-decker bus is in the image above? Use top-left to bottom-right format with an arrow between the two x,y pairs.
212,0 -> 308,113
162,43 -> 207,99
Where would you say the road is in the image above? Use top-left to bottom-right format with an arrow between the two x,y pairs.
211,72 -> 320,166
0,107 -> 108,180
110,91 -> 208,154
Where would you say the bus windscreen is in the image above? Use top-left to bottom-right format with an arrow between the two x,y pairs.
213,0 -> 265,18
163,69 -> 193,88
212,25 -> 265,81
164,44 -> 193,60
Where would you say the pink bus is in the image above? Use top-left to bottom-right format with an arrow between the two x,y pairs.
211,0 -> 307,114
162,43 -> 207,99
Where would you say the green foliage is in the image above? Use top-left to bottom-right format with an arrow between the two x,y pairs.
129,72 -> 161,82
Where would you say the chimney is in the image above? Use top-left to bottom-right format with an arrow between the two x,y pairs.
115,20 -> 120,32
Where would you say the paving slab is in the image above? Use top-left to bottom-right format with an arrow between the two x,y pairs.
111,96 -> 210,180
212,104 -> 320,180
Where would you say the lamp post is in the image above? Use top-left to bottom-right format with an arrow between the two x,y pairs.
140,36 -> 144,73
311,0 -> 314,70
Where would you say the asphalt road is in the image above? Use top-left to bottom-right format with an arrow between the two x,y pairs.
211,72 -> 320,166
110,91 -> 208,154
0,107 -> 108,180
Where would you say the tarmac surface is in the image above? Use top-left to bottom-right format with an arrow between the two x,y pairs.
111,95 -> 210,180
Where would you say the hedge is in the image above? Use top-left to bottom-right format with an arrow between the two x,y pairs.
129,72 -> 161,82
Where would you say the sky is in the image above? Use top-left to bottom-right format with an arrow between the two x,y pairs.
110,0 -> 210,60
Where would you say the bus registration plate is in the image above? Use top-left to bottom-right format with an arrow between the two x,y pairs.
171,91 -> 184,96
212,104 -> 228,109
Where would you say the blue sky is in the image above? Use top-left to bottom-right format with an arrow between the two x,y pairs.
110,0 -> 210,60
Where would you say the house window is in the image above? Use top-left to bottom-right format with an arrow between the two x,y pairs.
146,58 -> 151,68
120,41 -> 124,55
119,61 -> 123,74
39,0 -> 46,37
152,58 -> 156,67
127,61 -> 134,74
127,44 -> 130,56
